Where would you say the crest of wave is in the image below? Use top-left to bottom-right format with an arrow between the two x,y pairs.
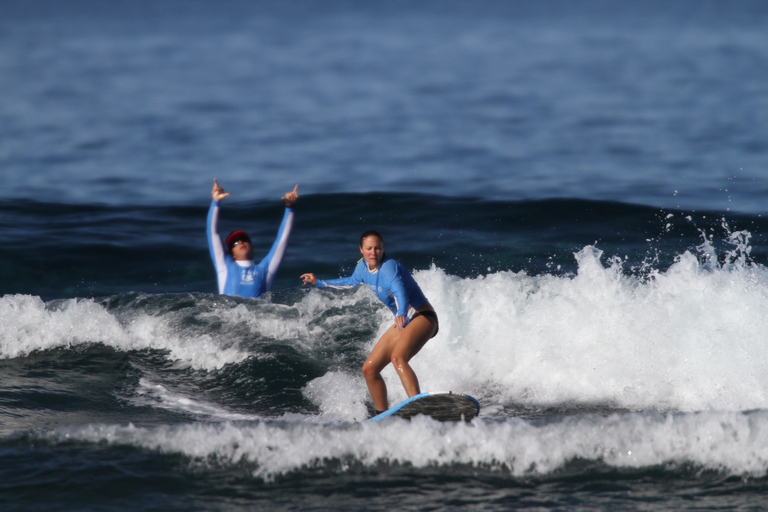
412,239 -> 768,412
0,294 -> 245,370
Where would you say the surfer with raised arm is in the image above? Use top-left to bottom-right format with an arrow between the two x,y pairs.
207,179 -> 298,298
301,230 -> 438,416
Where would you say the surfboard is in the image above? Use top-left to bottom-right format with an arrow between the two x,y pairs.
365,391 -> 480,422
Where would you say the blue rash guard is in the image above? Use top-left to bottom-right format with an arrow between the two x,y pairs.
316,256 -> 428,325
207,200 -> 295,298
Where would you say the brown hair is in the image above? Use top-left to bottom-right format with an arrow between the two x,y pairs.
359,229 -> 384,247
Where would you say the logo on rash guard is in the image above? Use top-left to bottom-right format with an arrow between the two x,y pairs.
241,269 -> 256,283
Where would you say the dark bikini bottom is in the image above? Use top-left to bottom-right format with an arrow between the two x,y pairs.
412,310 -> 439,338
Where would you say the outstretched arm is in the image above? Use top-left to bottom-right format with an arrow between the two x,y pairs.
262,185 -> 300,291
303,262 -> 364,289
207,180 -> 229,294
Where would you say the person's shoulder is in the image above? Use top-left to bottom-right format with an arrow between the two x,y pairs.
381,256 -> 398,267
350,258 -> 366,274
380,257 -> 403,275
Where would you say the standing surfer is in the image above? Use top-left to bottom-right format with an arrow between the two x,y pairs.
301,230 -> 438,415
207,179 -> 298,298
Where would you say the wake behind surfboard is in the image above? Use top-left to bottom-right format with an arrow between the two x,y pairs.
366,391 -> 480,422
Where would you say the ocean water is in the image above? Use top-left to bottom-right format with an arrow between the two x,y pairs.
2,1 -> 768,511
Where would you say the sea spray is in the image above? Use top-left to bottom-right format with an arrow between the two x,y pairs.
412,244 -> 768,412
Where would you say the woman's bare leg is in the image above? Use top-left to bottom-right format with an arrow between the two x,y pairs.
362,314 -> 437,411
362,328 -> 399,411
390,315 -> 435,397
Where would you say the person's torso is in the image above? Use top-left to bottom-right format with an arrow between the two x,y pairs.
224,260 -> 266,297
359,258 -> 427,314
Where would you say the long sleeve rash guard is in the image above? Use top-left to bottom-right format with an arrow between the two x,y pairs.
207,200 -> 295,298
316,256 -> 428,324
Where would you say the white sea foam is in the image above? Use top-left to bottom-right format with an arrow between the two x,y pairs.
0,295 -> 128,358
303,242 -> 768,416
0,294 -> 246,370
4,236 -> 768,414
302,371 -> 370,422
419,245 -> 768,412
42,409 -> 768,481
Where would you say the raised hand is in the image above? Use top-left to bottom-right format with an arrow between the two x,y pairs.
283,184 -> 299,207
212,179 -> 230,202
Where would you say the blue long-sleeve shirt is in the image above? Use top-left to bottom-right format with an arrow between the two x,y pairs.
207,200 -> 294,297
317,256 -> 428,323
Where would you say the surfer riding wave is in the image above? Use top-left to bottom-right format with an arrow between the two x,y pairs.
301,230 -> 438,415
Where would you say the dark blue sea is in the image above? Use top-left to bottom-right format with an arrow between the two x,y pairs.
3,1 -> 768,510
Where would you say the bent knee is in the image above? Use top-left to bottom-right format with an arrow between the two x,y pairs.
362,361 -> 379,380
390,352 -> 409,369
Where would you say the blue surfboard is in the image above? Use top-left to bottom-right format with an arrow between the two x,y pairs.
366,391 -> 480,422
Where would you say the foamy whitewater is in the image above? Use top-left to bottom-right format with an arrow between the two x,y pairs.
4,1 -> 768,509
34,408 -> 768,481
4,237 -> 768,481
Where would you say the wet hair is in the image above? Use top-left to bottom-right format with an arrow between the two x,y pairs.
359,229 -> 384,247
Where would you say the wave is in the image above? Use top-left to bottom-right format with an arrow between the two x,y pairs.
0,293 -> 248,370
3,195 -> 767,301
3,228 -> 768,416
20,408 -> 768,482
417,244 -> 768,413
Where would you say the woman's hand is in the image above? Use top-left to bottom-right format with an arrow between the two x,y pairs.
283,184 -> 299,207
300,273 -> 317,286
394,316 -> 406,330
212,178 -> 230,202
